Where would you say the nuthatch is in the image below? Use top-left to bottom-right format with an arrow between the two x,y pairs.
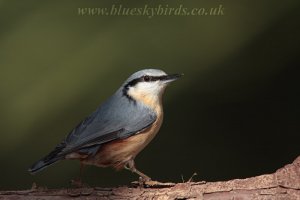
28,69 -> 182,181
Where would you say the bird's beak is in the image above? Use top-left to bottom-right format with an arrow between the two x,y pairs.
161,73 -> 183,84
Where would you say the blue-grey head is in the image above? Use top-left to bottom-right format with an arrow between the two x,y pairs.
121,69 -> 182,104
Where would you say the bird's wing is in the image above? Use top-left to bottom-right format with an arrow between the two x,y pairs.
57,94 -> 157,156
28,92 -> 157,174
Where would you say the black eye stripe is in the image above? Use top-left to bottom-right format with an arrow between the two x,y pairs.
122,74 -> 178,102
122,73 -> 180,101
125,75 -> 166,88
148,75 -> 165,82
143,75 -> 151,82
122,76 -> 156,102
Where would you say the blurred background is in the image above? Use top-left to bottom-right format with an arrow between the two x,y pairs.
0,0 -> 299,190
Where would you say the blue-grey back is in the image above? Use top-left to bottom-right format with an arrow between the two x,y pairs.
62,87 -> 157,154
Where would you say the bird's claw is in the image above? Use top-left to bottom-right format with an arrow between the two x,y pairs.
132,178 -> 175,188
140,176 -> 151,182
144,180 -> 175,188
70,178 -> 89,188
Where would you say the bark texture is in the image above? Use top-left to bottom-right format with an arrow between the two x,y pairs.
1,156 -> 300,200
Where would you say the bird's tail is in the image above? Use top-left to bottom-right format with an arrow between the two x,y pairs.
28,142 -> 66,174
28,156 -> 61,174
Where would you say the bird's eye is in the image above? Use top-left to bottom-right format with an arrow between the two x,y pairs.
143,75 -> 151,82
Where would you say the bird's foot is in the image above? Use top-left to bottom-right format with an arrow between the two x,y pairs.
67,187 -> 94,197
132,178 -> 175,188
68,178 -> 93,197
70,178 -> 89,188
143,180 -> 176,188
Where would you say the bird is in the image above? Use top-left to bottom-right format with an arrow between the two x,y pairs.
28,69 -> 182,182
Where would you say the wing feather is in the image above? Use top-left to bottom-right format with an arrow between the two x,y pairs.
57,92 -> 157,157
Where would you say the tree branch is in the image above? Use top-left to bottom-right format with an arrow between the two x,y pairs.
1,156 -> 300,199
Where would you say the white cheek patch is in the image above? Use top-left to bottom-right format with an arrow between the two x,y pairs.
127,81 -> 163,101
135,82 -> 161,95
136,82 -> 155,91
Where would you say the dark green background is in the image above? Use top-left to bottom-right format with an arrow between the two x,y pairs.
0,0 -> 299,190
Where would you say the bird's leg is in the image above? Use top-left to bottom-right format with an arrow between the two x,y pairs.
79,162 -> 84,178
71,162 -> 87,188
125,159 -> 151,182
125,160 -> 176,188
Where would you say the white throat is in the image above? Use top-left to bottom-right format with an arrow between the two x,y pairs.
127,82 -> 166,112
